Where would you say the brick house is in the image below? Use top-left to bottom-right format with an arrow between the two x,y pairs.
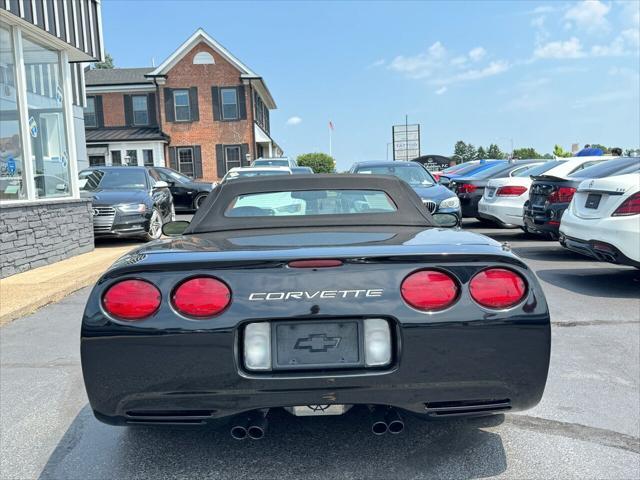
84,29 -> 281,181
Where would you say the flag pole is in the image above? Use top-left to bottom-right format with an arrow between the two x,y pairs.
329,124 -> 333,157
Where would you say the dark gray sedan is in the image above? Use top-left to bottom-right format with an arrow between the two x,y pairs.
349,161 -> 461,222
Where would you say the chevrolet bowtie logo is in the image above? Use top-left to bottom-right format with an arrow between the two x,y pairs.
294,333 -> 341,353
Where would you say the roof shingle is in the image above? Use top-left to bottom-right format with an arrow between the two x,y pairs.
85,68 -> 154,86
85,127 -> 168,143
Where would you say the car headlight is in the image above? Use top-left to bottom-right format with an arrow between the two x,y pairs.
117,203 -> 146,213
439,196 -> 460,209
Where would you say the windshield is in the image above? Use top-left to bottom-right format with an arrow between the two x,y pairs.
253,160 -> 289,167
224,170 -> 290,181
513,161 -> 565,177
354,165 -> 434,186
225,189 -> 397,217
79,169 -> 147,191
160,169 -> 192,183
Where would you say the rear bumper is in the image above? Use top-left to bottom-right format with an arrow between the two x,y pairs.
81,316 -> 551,425
560,235 -> 640,268
478,198 -> 525,226
523,203 -> 568,236
459,194 -> 482,217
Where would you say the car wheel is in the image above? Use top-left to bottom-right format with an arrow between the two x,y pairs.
193,193 -> 208,210
143,208 -> 163,242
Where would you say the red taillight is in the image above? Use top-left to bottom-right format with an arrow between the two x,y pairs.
548,187 -> 576,204
103,279 -> 161,320
496,185 -> 527,197
612,192 -> 640,216
401,270 -> 459,311
458,183 -> 477,194
469,268 -> 527,309
172,277 -> 231,318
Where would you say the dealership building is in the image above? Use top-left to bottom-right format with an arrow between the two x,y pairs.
0,1 -> 104,278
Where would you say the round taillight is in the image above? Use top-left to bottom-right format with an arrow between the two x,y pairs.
469,268 -> 527,309
401,270 -> 459,311
172,277 -> 231,318
103,279 -> 161,320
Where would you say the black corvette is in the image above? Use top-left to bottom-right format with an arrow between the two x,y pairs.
81,174 -> 550,438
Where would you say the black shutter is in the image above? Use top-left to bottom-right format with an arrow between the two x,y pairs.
189,87 -> 199,121
148,93 -> 157,126
211,87 -> 221,121
215,144 -> 225,177
194,146 -> 203,178
123,95 -> 133,126
94,96 -> 104,127
164,88 -> 174,122
238,86 -> 247,120
241,144 -> 250,166
169,147 -> 177,170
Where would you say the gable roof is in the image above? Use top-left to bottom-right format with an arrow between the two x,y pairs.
85,68 -> 154,86
147,28 -> 276,109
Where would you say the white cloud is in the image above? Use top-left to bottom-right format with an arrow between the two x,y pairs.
591,36 -> 626,56
368,58 -> 386,68
564,0 -> 611,33
435,86 -> 447,95
534,37 -> 585,58
389,42 -> 509,87
531,16 -> 545,29
286,116 -> 302,126
468,47 -> 486,61
572,89 -> 638,109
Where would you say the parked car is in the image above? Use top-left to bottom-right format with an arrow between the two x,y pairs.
350,161 -> 461,221
523,157 -> 636,239
81,174 -> 550,436
150,167 -> 213,212
438,160 -> 504,187
79,167 -> 174,241
252,157 -> 297,168
450,160 -> 543,219
478,160 -> 568,227
559,172 -> 640,268
222,166 -> 292,183
290,166 -> 314,174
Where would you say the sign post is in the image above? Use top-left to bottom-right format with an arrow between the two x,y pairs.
392,122 -> 420,161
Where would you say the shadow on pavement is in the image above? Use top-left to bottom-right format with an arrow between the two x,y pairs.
39,405 -> 507,480
536,267 -> 640,299
513,245 -> 591,263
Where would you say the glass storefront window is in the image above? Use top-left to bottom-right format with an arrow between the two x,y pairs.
0,26 -> 27,201
23,35 -> 71,199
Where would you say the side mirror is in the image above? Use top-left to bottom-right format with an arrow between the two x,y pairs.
162,220 -> 190,236
165,180 -> 175,187
432,213 -> 459,228
438,177 -> 451,187
154,181 -> 169,189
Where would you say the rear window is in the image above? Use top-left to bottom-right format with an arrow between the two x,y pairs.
568,158 -> 639,178
513,160 -> 565,177
225,170 -> 289,181
225,189 -> 397,217
253,160 -> 289,167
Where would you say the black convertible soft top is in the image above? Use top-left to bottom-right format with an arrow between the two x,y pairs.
185,174 -> 434,233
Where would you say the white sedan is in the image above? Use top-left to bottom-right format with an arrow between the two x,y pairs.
559,172 -> 640,268
478,156 -> 610,227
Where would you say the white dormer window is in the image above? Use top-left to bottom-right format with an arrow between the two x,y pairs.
193,52 -> 215,65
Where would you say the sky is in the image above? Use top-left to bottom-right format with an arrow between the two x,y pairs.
101,0 -> 640,170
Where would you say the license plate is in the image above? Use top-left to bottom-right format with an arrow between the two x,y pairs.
486,188 -> 496,198
585,193 -> 601,209
274,320 -> 362,370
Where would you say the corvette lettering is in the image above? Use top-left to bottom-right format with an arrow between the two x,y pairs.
248,289 -> 384,301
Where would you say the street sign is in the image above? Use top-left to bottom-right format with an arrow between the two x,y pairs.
392,124 -> 420,161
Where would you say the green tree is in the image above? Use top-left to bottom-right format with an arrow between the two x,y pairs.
93,53 -> 114,69
465,143 -> 477,162
590,144 -> 609,154
453,141 -> 468,161
476,146 -> 487,159
624,148 -> 639,156
543,153 -> 554,159
512,147 -> 542,159
553,144 -> 573,158
487,144 -> 505,159
296,153 -> 335,173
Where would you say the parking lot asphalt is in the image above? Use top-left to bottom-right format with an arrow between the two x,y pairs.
1,219 -> 639,480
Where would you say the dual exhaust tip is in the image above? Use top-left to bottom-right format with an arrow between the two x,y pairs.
371,407 -> 404,435
231,411 -> 268,440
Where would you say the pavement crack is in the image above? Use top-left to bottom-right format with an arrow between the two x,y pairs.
552,320 -> 640,327
507,414 -> 640,454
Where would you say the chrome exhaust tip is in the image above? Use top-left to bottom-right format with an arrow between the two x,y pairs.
230,425 -> 248,440
370,406 -> 388,435
385,409 -> 404,434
